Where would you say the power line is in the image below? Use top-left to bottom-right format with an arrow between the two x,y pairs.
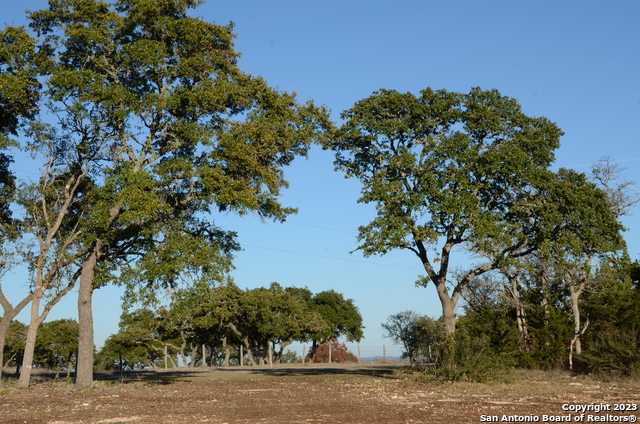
287,221 -> 357,234
241,243 -> 421,270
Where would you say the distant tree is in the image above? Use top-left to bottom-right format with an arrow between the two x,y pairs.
381,311 -> 421,365
280,349 -> 302,364
2,320 -> 26,371
324,87 -> 562,334
231,283 -> 329,365
308,338 -> 357,363
309,289 -> 364,344
382,311 -> 444,366
96,309 -> 167,370
34,319 -> 78,372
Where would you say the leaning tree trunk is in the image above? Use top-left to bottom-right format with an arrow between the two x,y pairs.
17,292 -> 46,387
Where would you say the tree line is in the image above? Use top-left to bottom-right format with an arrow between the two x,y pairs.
1,0 -> 638,387
99,282 -> 362,368
383,257 -> 640,381
3,283 -> 362,371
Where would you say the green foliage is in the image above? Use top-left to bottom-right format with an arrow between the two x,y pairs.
537,169 -> 625,263
425,329 -> 515,383
578,264 -> 640,377
2,321 -> 26,367
326,87 -> 561,259
381,310 -> 435,364
100,282 -> 363,368
579,328 -> 640,378
96,309 -> 164,370
306,289 -> 364,343
280,349 -> 302,364
0,25 -> 41,141
324,86 -> 564,333
34,319 -> 79,370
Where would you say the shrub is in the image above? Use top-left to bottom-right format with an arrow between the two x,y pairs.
579,328 -> 640,378
308,338 -> 358,363
425,328 -> 515,383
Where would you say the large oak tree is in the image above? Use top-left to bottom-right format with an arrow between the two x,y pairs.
7,0 -> 330,387
324,87 -> 563,334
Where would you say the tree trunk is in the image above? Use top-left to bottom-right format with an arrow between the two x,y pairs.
17,292 -> 46,387
569,284 -> 583,355
189,343 -> 198,367
276,339 -> 292,364
222,336 -> 230,367
507,274 -> 528,341
75,250 -> 97,389
435,282 -> 457,335
177,333 -> 188,367
244,338 -> 257,366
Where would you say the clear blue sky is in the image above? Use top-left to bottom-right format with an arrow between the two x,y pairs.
2,0 -> 640,359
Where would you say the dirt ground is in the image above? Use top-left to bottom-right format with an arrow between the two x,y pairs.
0,363 -> 638,424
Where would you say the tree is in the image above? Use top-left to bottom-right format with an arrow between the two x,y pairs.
0,24 -> 41,380
2,320 -> 26,372
34,319 -> 79,373
381,310 -> 421,364
96,309 -> 166,370
591,156 -> 640,219
537,169 -> 625,364
22,0 -> 330,388
307,289 -> 364,344
382,311 -> 444,366
13,117 -> 101,387
324,87 -> 562,334
308,338 -> 358,363
229,283 -> 329,365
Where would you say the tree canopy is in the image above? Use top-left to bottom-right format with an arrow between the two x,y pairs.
1,0 -> 331,387
324,87 -> 564,333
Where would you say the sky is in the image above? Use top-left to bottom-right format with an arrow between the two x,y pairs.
1,0 -> 640,359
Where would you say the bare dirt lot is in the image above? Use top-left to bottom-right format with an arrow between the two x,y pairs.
1,364 -> 638,423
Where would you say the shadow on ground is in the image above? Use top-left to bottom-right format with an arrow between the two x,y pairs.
2,363 -> 406,386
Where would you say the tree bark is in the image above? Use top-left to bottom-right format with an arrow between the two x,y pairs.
221,336 -> 230,366
17,292 -> 46,387
435,281 -> 457,335
506,273 -> 528,341
75,250 -> 97,389
569,282 -> 583,355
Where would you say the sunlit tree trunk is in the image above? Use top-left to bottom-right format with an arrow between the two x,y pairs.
76,250 -> 98,389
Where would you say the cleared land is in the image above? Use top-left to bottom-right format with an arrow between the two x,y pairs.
0,364 -> 638,423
